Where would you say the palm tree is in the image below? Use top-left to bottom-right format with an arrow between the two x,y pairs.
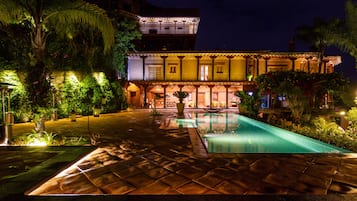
325,0 -> 357,68
0,0 -> 114,65
295,17 -> 341,72
0,0 -> 114,132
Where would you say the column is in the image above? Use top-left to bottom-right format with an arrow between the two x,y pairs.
195,56 -> 202,81
210,56 -> 217,80
140,56 -> 147,80
305,56 -> 312,73
254,55 -> 261,77
178,56 -> 185,81
224,85 -> 230,109
290,57 -> 297,71
243,55 -> 251,80
143,84 -> 148,108
194,85 -> 200,108
161,56 -> 168,80
263,56 -> 270,73
322,59 -> 329,74
227,56 -> 234,81
162,84 -> 168,108
178,84 -> 184,92
208,85 -> 214,108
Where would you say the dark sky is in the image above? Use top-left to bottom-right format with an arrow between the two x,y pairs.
147,0 -> 357,82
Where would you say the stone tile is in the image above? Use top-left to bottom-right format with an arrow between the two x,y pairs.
125,173 -> 156,188
58,174 -> 102,194
298,174 -> 332,188
135,160 -> 158,170
113,166 -> 143,179
304,164 -> 338,177
249,158 -> 280,174
176,181 -> 209,194
333,172 -> 357,187
207,167 -> 236,180
194,172 -> 224,188
129,180 -> 172,194
87,172 -> 121,187
101,180 -> 136,194
263,170 -> 300,187
290,181 -> 328,194
159,173 -> 191,188
163,162 -> 188,172
230,172 -> 262,189
328,181 -> 357,194
176,166 -> 205,179
249,181 -> 289,194
215,180 -> 247,194
145,167 -> 170,179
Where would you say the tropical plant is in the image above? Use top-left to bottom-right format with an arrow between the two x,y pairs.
112,16 -> 142,78
234,91 -> 261,118
152,94 -> 164,116
173,91 -> 189,103
0,0 -> 115,131
295,17 -> 341,72
324,0 -> 357,68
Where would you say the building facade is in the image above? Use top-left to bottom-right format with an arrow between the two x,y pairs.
125,1 -> 341,109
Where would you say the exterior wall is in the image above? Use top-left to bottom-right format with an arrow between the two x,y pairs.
182,57 -> 196,81
127,52 -> 339,82
128,57 -> 143,80
231,58 -> 246,81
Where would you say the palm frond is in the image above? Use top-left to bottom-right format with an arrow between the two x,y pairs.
0,0 -> 26,25
43,0 -> 114,53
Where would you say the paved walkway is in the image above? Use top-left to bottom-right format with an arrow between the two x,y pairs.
4,109 -> 357,200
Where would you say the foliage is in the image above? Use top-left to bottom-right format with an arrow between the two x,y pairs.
78,75 -> 103,115
295,0 -> 357,68
347,107 -> 357,125
325,0 -> 357,68
96,73 -> 114,113
0,0 -> 115,128
112,16 -> 142,78
0,70 -> 31,122
173,91 -> 189,103
10,130 -> 64,146
235,91 -> 261,118
60,75 -> 81,115
256,71 -> 350,122
10,130 -> 89,146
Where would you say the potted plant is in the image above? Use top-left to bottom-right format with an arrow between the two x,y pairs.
173,91 -> 189,115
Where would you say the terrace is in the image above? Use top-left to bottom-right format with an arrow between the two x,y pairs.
1,109 -> 356,200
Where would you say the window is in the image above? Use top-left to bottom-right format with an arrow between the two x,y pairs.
130,91 -> 136,97
200,65 -> 209,81
148,65 -> 162,80
216,66 -> 223,73
170,66 -> 176,73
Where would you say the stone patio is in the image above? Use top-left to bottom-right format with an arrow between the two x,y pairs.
4,109 -> 357,200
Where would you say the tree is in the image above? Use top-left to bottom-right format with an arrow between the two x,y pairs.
295,17 -> 341,72
0,0 -> 114,131
256,72 -> 349,122
325,0 -> 357,68
112,16 -> 141,78
295,0 -> 357,69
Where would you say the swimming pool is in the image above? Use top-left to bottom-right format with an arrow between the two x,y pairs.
176,112 -> 351,153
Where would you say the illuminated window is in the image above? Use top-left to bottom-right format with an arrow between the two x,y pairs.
148,65 -> 162,80
200,65 -> 209,81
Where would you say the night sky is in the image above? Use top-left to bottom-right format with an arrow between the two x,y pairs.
147,0 -> 357,82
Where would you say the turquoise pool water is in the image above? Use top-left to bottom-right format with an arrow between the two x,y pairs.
176,112 -> 350,153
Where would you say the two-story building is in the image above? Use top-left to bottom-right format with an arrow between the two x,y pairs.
124,1 -> 341,109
